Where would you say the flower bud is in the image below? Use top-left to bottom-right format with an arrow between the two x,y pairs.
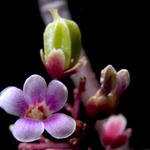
101,114 -> 132,149
86,89 -> 116,119
100,65 -> 117,95
86,65 -> 130,119
40,9 -> 82,78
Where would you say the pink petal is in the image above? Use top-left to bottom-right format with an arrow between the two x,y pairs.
46,80 -> 68,112
44,113 -> 76,139
12,118 -> 44,142
103,115 -> 127,139
23,74 -> 47,105
112,133 -> 128,148
0,87 -> 28,116
41,49 -> 65,79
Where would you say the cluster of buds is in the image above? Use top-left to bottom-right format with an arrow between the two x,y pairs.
86,65 -> 130,119
40,9 -> 86,79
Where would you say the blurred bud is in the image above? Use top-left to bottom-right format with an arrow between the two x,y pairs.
101,114 -> 132,149
86,65 -> 130,119
40,9 -> 84,79
9,124 -> 14,132
117,69 -> 130,96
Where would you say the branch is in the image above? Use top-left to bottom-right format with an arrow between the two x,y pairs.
19,142 -> 71,150
72,77 -> 86,119
65,77 -> 86,119
18,136 -> 80,150
37,0 -> 99,105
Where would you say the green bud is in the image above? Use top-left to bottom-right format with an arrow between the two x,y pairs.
43,9 -> 81,70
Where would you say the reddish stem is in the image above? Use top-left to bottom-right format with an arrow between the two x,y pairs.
18,137 -> 79,150
62,57 -> 87,79
72,77 -> 86,119
65,103 -> 73,115
18,142 -> 70,150
65,78 -> 86,119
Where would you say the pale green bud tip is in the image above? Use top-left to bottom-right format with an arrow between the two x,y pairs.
49,9 -> 60,21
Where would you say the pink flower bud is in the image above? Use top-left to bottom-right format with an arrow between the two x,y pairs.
101,115 -> 132,149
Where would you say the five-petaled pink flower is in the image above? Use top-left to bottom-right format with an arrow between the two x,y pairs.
0,74 -> 76,142
101,114 -> 131,149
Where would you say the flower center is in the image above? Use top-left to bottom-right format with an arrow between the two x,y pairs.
25,102 -> 51,120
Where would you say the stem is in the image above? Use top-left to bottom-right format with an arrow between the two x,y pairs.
18,142 -> 71,150
18,137 -> 79,150
49,9 -> 60,21
65,103 -> 73,115
37,0 -> 71,24
65,78 -> 86,119
62,57 -> 87,79
72,77 -> 86,119
70,50 -> 99,105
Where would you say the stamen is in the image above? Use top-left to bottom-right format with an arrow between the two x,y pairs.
25,102 -> 51,120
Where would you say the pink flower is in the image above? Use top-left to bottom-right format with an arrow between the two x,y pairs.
101,114 -> 131,149
0,75 -> 76,142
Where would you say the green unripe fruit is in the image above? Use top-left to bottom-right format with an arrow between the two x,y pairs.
44,9 -> 81,70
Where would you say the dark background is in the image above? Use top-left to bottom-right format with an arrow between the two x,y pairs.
0,0 -> 149,149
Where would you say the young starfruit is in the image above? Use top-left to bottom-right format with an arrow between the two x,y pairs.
40,9 -> 84,79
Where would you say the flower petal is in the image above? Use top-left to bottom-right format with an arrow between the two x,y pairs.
12,118 -> 44,142
41,48 -> 65,79
44,113 -> 76,139
0,87 -> 28,116
46,80 -> 68,112
111,134 -> 128,148
103,114 -> 127,138
23,74 -> 47,105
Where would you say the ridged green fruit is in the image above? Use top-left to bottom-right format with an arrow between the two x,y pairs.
44,9 -> 81,70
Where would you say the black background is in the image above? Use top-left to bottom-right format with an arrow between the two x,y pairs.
0,0 -> 149,149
